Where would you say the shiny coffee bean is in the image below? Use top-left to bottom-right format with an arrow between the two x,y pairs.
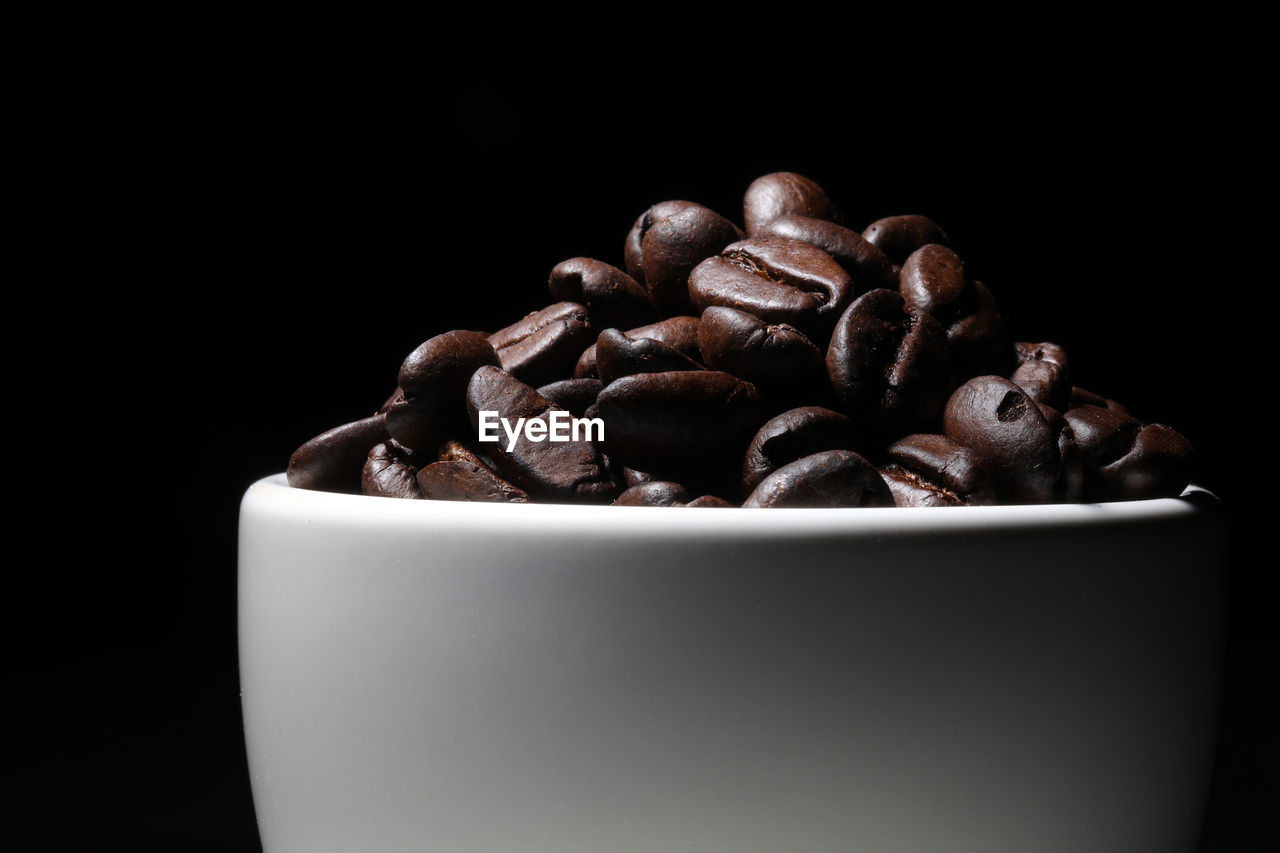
697,306 -> 827,411
1011,342 -> 1070,412
743,171 -> 838,236
689,237 -> 853,339
861,214 -> 950,265
596,370 -> 763,475
1036,404 -> 1084,502
755,214 -> 898,291
900,246 -> 1005,372
742,450 -> 893,508
1100,424 -> 1196,500
826,288 -> 951,436
548,257 -> 659,331
465,366 -> 615,502
1063,405 -> 1194,500
388,330 -> 501,451
415,459 -> 530,503
488,302 -> 594,388
362,440 -> 426,499
741,406 -> 860,495
574,315 -> 702,379
943,376 -> 1061,503
535,378 -> 603,417
879,468 -> 966,507
614,480 -> 690,507
624,200 -> 743,315
883,433 -> 996,506
595,328 -> 704,385
287,413 -> 391,494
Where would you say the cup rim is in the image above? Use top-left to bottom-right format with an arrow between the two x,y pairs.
243,473 -> 1218,539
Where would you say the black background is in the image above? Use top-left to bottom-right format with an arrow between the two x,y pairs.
20,8 -> 1270,850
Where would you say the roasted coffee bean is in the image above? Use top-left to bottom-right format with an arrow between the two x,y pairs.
287,413 -> 391,494
595,328 -> 705,385
1063,405 -> 1194,500
861,214 -> 950,265
742,450 -> 892,508
742,172 -> 839,236
1069,386 -> 1131,415
362,441 -> 425,499
574,315 -> 702,379
622,467 -> 654,487
548,257 -> 660,331
1101,424 -> 1196,500
624,200 -> 743,315
755,214 -> 898,291
1036,405 -> 1084,502
595,370 -> 763,475
535,378 -> 604,417
883,433 -> 996,506
741,406 -> 860,495
388,330 -> 501,451
943,376 -> 1062,503
900,245 -> 1005,372
465,366 -> 615,502
945,281 -> 1004,371
879,468 -> 967,507
415,459 -> 530,503
826,288 -> 951,436
614,480 -> 690,507
689,237 -> 853,339
488,302 -> 594,388
1011,342 -> 1070,412
1063,405 -> 1142,472
698,306 -> 827,410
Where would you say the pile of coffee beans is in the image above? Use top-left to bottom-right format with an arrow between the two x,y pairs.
287,173 -> 1196,507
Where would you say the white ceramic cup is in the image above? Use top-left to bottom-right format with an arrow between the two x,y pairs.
239,474 -> 1224,853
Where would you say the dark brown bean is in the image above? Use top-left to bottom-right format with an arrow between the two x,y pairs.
697,306 -> 827,411
535,378 -> 604,417
943,376 -> 1061,503
488,302 -> 594,388
287,413 -> 391,494
361,440 -> 425,499
595,328 -> 704,385
595,370 -> 763,475
415,460 -> 529,503
1011,342 -> 1070,412
861,214 -> 950,265
826,289 -> 951,436
388,330 -> 501,451
614,481 -> 690,507
574,315 -> 702,380
900,245 -> 1005,373
741,406 -> 860,495
465,366 -> 615,502
885,433 -> 996,505
548,257 -> 659,331
742,450 -> 893,508
754,214 -> 898,292
742,172 -> 838,236
624,200 -> 744,315
689,237 -> 853,340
